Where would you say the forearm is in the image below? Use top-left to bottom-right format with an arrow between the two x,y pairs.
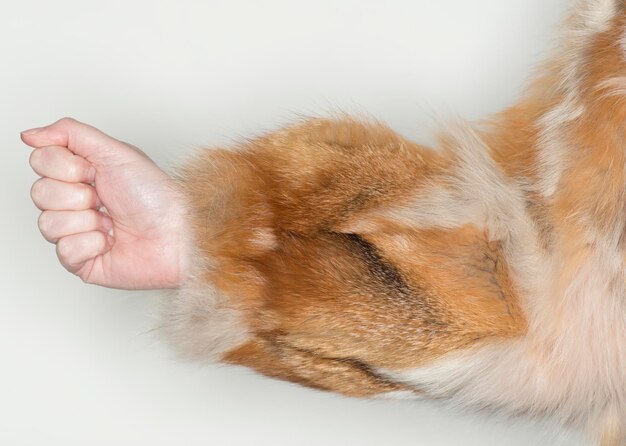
163,117 -> 524,397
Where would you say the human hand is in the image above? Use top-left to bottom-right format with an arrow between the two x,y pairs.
22,118 -> 188,289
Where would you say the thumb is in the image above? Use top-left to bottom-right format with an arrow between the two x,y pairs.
20,117 -> 139,166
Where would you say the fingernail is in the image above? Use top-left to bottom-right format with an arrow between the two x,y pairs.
21,127 -> 43,136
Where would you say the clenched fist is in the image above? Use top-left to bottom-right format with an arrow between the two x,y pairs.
22,118 -> 188,289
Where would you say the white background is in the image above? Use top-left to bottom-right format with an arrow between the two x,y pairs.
1,1 -> 587,445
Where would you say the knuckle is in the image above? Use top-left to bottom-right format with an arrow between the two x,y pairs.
56,238 -> 73,260
30,179 -> 45,204
29,148 -> 43,170
58,117 -> 77,126
38,211 -> 51,234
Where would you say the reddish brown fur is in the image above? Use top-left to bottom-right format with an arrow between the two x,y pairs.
172,4 -> 626,443
179,118 -> 526,395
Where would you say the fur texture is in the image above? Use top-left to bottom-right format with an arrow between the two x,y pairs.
163,1 -> 626,444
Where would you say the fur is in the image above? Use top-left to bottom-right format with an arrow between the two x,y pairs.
163,1 -> 626,444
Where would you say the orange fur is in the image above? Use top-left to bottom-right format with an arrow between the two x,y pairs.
165,2 -> 626,444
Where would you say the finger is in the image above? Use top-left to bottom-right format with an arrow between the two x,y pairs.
31,178 -> 99,211
56,231 -> 112,274
38,210 -> 113,243
29,146 -> 95,183
20,117 -> 140,166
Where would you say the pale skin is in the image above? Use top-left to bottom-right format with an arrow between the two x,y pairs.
22,117 -> 187,290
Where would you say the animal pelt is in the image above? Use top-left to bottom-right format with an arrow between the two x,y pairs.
163,1 -> 626,444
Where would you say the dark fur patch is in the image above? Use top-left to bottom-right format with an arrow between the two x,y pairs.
342,232 -> 413,299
